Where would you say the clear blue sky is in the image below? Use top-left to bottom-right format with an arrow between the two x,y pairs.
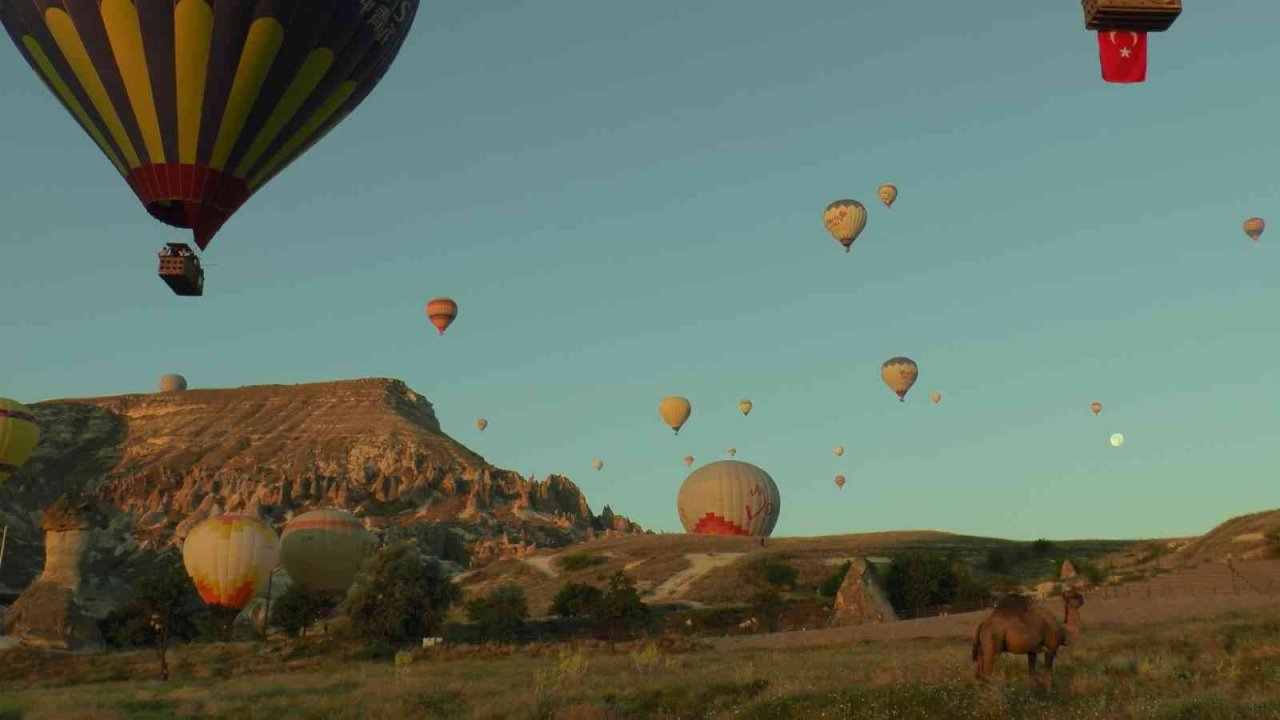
2,1 -> 1277,541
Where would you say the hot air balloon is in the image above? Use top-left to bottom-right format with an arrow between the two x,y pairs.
592,459 -> 603,471
877,184 -> 898,208
158,374 -> 188,392
683,455 -> 694,467
834,475 -> 846,490
1244,218 -> 1265,242
182,514 -> 279,609
659,396 -> 692,434
727,448 -> 737,458
0,1 -> 421,289
677,460 -> 780,537
1090,402 -> 1103,416
738,399 -> 752,416
881,357 -> 919,402
822,199 -> 867,253
476,418 -> 487,432
1109,433 -> 1125,447
0,399 -> 39,484
930,392 -> 941,404
834,445 -> 844,457
280,509 -> 374,596
426,297 -> 458,336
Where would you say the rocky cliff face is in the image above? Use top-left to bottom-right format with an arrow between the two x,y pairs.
0,378 -> 643,608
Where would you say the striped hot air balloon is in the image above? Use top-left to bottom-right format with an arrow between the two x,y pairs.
1243,218 -> 1265,242
182,514 -> 279,609
426,297 -> 457,335
677,460 -> 780,537
280,509 -> 375,595
0,1 -> 421,251
0,398 -> 39,484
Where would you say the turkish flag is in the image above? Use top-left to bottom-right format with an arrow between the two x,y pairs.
1098,31 -> 1147,83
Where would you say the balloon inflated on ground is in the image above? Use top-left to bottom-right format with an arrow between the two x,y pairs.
182,514 -> 279,609
677,460 -> 780,537
0,398 -> 39,484
426,298 -> 458,336
822,199 -> 867,253
280,509 -> 375,596
158,374 -> 188,393
659,396 -> 692,434
881,357 -> 919,402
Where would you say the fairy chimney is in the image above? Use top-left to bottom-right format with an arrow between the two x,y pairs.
831,558 -> 898,627
2,494 -> 107,651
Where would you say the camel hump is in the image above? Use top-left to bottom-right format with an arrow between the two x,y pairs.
993,593 -> 1034,614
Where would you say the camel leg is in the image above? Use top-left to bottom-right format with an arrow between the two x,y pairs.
1043,648 -> 1057,690
1026,651 -> 1038,688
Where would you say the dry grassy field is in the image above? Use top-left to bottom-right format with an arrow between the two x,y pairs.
3,599 -> 1279,719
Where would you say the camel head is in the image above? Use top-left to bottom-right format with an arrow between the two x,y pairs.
1061,589 -> 1085,609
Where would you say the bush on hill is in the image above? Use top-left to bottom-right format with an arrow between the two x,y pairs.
762,562 -> 800,590
559,553 -> 608,572
270,584 -> 338,637
340,541 -> 461,643
593,570 -> 651,644
465,583 -> 530,643
551,581 -> 605,618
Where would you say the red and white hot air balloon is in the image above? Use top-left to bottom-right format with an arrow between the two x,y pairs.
677,460 -> 780,537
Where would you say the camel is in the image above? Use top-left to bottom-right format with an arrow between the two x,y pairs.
971,589 -> 1084,688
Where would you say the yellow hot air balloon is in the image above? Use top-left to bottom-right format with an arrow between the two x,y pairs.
834,445 -> 844,457
822,199 -> 868,253
683,455 -> 695,467
727,448 -> 737,458
592,460 -> 604,471
877,184 -> 898,208
881,357 -> 919,402
182,514 -> 279,609
1243,217 -> 1265,242
834,475 -> 846,490
677,460 -> 780,537
1090,402 -> 1102,416
476,418 -> 488,432
659,396 -> 692,434
280,509 -> 375,596
0,399 -> 39,484
738,399 -> 753,416
930,392 -> 942,404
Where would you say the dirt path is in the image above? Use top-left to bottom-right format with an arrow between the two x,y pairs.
522,555 -> 559,578
646,553 -> 746,603
711,593 -> 1280,651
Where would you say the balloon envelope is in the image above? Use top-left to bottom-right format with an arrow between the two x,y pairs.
1090,402 -> 1102,415
280,509 -> 375,595
834,445 -> 844,457
877,184 -> 898,207
822,199 -> 867,253
727,448 -> 736,457
476,418 -> 487,432
834,475 -> 846,489
683,455 -> 694,467
426,297 -> 458,336
0,1 -> 421,250
1243,217 -> 1265,241
677,460 -> 780,537
738,399 -> 752,416
1110,433 -> 1125,447
0,398 -> 39,484
592,460 -> 603,471
659,396 -> 692,434
158,374 -> 188,392
182,514 -> 279,609
930,392 -> 941,404
881,357 -> 919,401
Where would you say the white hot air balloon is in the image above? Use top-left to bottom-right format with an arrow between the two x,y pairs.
677,460 -> 780,537
1110,433 -> 1125,448
834,445 -> 845,457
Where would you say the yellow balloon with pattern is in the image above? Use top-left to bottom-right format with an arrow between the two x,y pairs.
877,184 -> 898,208
0,398 -> 40,484
881,356 -> 919,402
182,514 -> 279,609
738,399 -> 752,416
660,396 -> 692,434
822,199 -> 868,253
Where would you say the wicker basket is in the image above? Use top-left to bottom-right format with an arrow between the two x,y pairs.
1083,0 -> 1182,32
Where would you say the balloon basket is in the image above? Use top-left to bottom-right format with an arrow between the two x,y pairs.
1082,0 -> 1181,32
157,243 -> 205,297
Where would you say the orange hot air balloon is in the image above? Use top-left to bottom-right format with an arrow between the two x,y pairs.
1243,218 -> 1265,242
1090,402 -> 1102,416
426,297 -> 458,336
0,398 -> 40,484
683,455 -> 694,467
834,475 -> 846,490
182,514 -> 279,610
476,418 -> 487,432
930,392 -> 942,404
881,357 -> 919,402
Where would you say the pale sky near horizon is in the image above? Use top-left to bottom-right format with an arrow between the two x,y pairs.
2,1 -> 1277,542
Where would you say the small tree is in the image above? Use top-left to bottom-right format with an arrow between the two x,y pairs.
762,563 -> 799,590
270,584 -> 337,637
984,547 -> 1016,574
98,554 -> 205,681
341,541 -> 461,643
465,583 -> 529,643
819,561 -> 853,598
751,589 -> 784,632
593,571 -> 650,645
885,551 -> 957,617
551,581 -> 604,618
1030,539 -> 1056,558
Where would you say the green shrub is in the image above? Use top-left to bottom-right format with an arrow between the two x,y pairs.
1030,539 -> 1056,558
594,570 -> 651,643
551,581 -> 605,618
559,553 -> 608,572
818,561 -> 853,598
270,584 -> 337,637
464,583 -> 529,643
340,541 -> 461,643
885,552 -> 958,616
762,563 -> 799,590
984,547 -> 1018,574
750,589 -> 784,632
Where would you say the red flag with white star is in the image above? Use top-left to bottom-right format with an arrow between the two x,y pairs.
1098,31 -> 1147,83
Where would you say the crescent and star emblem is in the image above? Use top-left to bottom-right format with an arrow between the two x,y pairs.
1108,31 -> 1139,46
